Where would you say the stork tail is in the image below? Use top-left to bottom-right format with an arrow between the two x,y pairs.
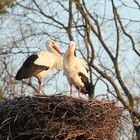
88,82 -> 95,99
78,72 -> 95,98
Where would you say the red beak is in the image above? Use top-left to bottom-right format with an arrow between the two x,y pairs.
53,45 -> 63,56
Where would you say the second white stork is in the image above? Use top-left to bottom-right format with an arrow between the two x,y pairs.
63,41 -> 94,98
15,40 -> 62,96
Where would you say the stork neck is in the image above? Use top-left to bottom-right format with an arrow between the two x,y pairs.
65,52 -> 75,63
65,47 -> 75,58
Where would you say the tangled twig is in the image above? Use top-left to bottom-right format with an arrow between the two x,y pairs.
0,95 -> 122,140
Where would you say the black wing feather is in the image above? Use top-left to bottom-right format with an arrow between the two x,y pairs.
22,54 -> 38,67
77,72 -> 90,94
15,54 -> 49,80
78,72 -> 95,98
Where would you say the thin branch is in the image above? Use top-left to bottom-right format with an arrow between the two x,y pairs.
111,0 -> 134,108
113,1 -> 140,57
111,0 -> 120,60
66,0 -> 74,41
134,0 -> 140,9
17,0 -> 66,29
73,0 -> 115,61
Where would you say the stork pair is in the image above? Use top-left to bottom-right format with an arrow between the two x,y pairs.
15,40 -> 93,98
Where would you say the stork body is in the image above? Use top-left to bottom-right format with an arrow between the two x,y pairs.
63,41 -> 93,98
15,40 -> 62,95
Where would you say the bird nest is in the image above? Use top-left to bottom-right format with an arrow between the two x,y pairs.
0,95 -> 122,140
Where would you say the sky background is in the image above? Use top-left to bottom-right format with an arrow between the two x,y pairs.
0,0 -> 139,99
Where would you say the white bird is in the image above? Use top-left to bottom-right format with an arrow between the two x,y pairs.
63,41 -> 94,98
15,40 -> 62,95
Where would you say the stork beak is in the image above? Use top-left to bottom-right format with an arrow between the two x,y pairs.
53,45 -> 63,56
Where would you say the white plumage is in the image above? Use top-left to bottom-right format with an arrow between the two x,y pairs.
15,40 -> 62,95
34,51 -> 62,78
63,41 -> 90,97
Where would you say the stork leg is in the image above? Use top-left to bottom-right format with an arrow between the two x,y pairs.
38,77 -> 42,96
70,85 -> 72,97
78,87 -> 81,98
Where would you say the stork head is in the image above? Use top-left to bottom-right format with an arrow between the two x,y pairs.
69,41 -> 76,52
47,40 -> 62,56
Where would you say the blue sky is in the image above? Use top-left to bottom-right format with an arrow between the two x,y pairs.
0,0 -> 139,99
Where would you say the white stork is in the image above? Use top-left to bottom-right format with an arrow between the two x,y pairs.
63,41 -> 94,98
15,40 -> 62,96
